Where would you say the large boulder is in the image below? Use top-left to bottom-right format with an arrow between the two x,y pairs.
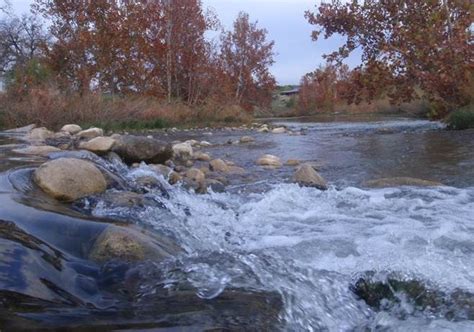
77,127 -> 104,139
79,136 -> 116,154
172,142 -> 193,160
292,163 -> 328,190
113,135 -> 172,165
60,124 -> 82,135
257,154 -> 282,167
89,225 -> 180,263
34,158 -> 107,202
365,177 -> 443,188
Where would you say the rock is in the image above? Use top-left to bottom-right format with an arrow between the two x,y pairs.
34,158 -> 107,202
89,225 -> 179,263
292,163 -> 328,190
172,142 -> 193,160
60,124 -> 82,135
13,145 -> 61,156
135,176 -> 161,188
286,159 -> 300,166
209,159 -> 230,172
376,127 -> 396,134
205,179 -> 226,192
185,139 -> 199,147
351,272 -> 474,321
257,154 -> 282,167
228,166 -> 245,174
200,141 -> 212,147
364,177 -> 444,188
194,152 -> 211,161
77,127 -> 104,139
185,168 -> 205,183
239,136 -> 255,143
78,137 -> 116,154
113,135 -> 172,165
27,127 -> 55,142
150,164 -> 173,177
168,171 -> 182,185
272,127 -> 286,134
257,126 -> 269,133
96,191 -> 150,208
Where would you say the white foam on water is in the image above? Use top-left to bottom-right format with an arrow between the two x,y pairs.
93,168 -> 474,330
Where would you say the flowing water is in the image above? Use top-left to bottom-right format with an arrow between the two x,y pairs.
0,116 -> 473,331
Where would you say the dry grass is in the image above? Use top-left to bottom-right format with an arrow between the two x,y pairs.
0,88 -> 251,130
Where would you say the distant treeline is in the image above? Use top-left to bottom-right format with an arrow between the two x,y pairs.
0,0 -> 275,128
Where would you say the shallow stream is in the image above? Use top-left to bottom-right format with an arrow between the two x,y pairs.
0,116 -> 473,331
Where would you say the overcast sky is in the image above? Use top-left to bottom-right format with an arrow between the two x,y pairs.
8,0 -> 354,85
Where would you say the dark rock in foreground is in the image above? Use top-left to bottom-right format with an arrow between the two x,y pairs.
351,272 -> 474,321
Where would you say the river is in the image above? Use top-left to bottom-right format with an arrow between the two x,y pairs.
0,116 -> 473,331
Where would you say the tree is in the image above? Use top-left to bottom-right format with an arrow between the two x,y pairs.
0,11 -> 48,85
33,0 -> 217,103
305,0 -> 473,117
220,12 -> 276,110
298,64 -> 350,114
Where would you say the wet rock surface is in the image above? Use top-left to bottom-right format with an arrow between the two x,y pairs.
113,135 -> 172,165
292,163 -> 328,190
34,158 -> 107,201
351,272 -> 474,321
1,117 -> 474,331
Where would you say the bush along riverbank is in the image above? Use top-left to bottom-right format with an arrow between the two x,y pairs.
446,104 -> 474,130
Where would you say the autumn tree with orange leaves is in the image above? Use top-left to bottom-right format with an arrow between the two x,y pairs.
298,64 -> 351,114
305,0 -> 473,118
220,12 -> 276,110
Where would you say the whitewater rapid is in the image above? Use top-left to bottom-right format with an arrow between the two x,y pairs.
90,165 -> 474,331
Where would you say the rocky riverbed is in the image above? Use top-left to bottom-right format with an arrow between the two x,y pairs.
0,115 -> 473,330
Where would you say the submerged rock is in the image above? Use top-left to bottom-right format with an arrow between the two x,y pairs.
292,163 -> 328,190
150,164 -> 173,178
272,127 -> 286,134
113,135 -> 172,165
13,145 -> 61,156
60,124 -> 82,135
365,177 -> 444,188
257,154 -> 282,167
168,171 -> 182,185
240,136 -> 255,143
351,272 -> 474,321
209,159 -> 230,172
79,136 -> 116,154
34,158 -> 107,202
286,159 -> 300,166
77,127 -> 104,139
89,225 -> 180,263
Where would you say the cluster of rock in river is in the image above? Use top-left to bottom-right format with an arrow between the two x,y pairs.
13,123 -> 330,203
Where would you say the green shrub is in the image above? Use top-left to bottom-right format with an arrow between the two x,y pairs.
447,105 -> 474,130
